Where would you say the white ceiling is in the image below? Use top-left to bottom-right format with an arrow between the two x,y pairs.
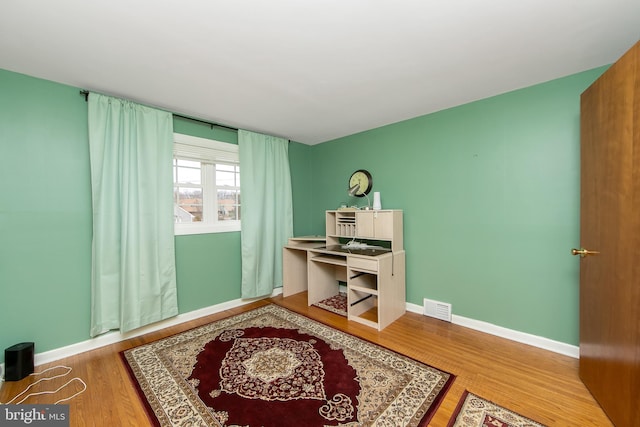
1,1 -> 638,145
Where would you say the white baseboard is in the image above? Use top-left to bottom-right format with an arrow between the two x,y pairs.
405,302 -> 579,359
1,289 -> 575,383
1,289 -> 283,381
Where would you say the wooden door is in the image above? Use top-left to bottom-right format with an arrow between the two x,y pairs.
578,40 -> 639,427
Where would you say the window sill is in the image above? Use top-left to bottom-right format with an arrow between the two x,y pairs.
174,221 -> 241,236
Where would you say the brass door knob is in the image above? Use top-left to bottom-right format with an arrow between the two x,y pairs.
571,248 -> 600,257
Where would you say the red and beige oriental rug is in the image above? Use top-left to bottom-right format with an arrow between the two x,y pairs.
447,390 -> 548,427
312,292 -> 348,317
122,304 -> 453,426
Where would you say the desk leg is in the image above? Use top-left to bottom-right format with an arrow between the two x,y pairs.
282,248 -> 309,297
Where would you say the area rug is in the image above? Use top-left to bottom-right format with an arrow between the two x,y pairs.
447,390 -> 547,427
312,292 -> 348,317
122,304 -> 454,426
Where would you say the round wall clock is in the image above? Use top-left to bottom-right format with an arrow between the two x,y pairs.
348,169 -> 373,197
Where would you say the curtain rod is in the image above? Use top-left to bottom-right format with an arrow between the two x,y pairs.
79,90 -> 238,132
173,114 -> 238,132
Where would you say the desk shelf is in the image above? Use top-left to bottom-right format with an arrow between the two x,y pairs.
349,305 -> 379,329
309,254 -> 347,267
349,271 -> 378,294
350,285 -> 378,295
348,265 -> 380,328
282,212 -> 405,331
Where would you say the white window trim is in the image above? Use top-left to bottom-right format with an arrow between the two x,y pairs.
175,221 -> 241,235
173,133 -> 241,236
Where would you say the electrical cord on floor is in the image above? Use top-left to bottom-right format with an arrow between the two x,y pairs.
0,365 -> 87,405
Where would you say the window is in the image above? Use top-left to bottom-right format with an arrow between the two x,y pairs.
173,133 -> 240,235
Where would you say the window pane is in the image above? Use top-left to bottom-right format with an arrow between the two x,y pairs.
216,170 -> 236,186
175,205 -> 197,223
217,164 -> 235,172
218,189 -> 239,220
178,187 -> 202,201
177,165 -> 201,185
177,187 -> 203,222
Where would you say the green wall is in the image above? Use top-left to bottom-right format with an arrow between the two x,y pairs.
0,64 -> 608,364
0,69 -> 248,363
288,141 -> 314,236
305,66 -> 608,345
1,69 -> 92,363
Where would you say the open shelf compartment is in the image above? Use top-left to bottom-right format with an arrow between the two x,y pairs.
348,288 -> 379,329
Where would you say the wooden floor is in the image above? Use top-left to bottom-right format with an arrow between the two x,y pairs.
1,293 -> 612,426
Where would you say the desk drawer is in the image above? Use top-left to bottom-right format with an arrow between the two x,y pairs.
349,257 -> 378,272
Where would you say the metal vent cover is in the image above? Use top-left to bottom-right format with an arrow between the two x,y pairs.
423,298 -> 452,322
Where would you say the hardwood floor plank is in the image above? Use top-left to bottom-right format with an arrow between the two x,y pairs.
1,295 -> 611,426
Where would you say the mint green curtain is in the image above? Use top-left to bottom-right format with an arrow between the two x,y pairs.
88,93 -> 178,337
238,130 -> 293,298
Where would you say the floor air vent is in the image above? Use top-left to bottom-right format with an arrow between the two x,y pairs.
423,298 -> 452,322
